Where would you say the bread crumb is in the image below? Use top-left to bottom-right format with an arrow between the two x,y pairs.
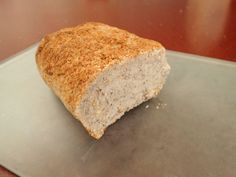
156,102 -> 167,109
145,105 -> 149,109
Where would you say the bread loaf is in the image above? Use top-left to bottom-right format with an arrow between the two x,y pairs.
36,22 -> 170,139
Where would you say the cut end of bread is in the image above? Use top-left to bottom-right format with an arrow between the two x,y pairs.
75,48 -> 170,139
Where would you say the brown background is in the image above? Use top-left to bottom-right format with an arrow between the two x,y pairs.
0,0 -> 236,176
0,0 -> 236,62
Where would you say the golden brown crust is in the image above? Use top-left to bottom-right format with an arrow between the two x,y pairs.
36,22 -> 163,113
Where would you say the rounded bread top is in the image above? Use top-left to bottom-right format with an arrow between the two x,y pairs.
36,22 -> 163,111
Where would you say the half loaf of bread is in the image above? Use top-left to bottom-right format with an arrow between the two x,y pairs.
36,22 -> 170,139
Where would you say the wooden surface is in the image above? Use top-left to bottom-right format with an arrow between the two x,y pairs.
0,0 -> 236,62
0,167 -> 16,177
0,0 -> 236,176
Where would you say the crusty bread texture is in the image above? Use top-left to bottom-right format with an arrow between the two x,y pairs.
36,22 -> 170,139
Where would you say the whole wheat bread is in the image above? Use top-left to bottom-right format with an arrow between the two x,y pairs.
36,22 -> 170,139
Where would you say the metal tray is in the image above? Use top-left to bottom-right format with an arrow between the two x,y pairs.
0,45 -> 236,177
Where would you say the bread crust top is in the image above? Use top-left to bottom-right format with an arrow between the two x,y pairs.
36,22 -> 163,112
